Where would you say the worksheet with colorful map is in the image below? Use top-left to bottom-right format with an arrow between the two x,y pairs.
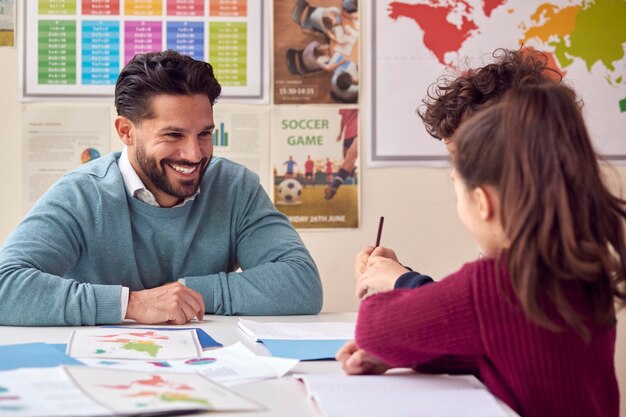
65,366 -> 262,414
367,0 -> 626,167
0,367 -> 109,417
0,366 -> 261,416
66,328 -> 202,360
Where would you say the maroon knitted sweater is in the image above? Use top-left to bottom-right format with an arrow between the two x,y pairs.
355,258 -> 618,417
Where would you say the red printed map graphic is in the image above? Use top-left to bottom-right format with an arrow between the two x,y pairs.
102,375 -> 193,391
387,0 -> 508,65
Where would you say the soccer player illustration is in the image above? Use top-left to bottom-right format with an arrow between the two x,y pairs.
283,155 -> 297,179
304,155 -> 315,187
325,108 -> 358,200
324,158 -> 334,184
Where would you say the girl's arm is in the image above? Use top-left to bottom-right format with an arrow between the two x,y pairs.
356,264 -> 483,368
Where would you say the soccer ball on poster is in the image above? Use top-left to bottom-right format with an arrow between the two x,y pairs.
276,179 -> 303,205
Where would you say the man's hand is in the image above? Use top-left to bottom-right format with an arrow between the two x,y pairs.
354,246 -> 406,298
126,282 -> 205,325
336,340 -> 390,375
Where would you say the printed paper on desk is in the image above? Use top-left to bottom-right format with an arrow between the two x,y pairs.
238,319 -> 356,341
196,342 -> 298,385
67,328 -> 202,360
65,366 -> 262,414
0,367 -> 109,417
294,373 -> 510,417
102,326 -> 222,349
78,342 -> 298,386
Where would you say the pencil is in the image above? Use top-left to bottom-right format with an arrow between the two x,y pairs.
375,216 -> 384,247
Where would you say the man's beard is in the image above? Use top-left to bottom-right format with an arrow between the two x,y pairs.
136,144 -> 210,199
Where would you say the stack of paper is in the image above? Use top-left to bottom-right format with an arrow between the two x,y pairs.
294,373 -> 509,417
238,319 -> 355,360
65,328 -> 297,387
0,326 -> 298,416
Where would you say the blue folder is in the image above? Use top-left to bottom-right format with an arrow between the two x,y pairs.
260,339 -> 348,361
0,343 -> 83,371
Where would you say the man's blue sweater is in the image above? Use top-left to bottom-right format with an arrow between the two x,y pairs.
0,153 -> 322,325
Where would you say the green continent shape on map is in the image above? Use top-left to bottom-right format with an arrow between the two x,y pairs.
523,0 -> 626,72
122,342 -> 162,357
620,97 -> 626,112
160,392 -> 211,407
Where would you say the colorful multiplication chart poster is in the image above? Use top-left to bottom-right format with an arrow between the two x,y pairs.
21,0 -> 263,99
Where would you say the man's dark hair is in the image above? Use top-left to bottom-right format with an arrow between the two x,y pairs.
336,72 -> 353,91
418,48 -> 562,140
115,50 -> 222,123
322,16 -> 334,31
313,43 -> 328,58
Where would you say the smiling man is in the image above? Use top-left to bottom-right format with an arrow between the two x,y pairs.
0,50 -> 322,326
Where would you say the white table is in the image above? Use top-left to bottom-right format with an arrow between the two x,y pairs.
0,312 -> 518,417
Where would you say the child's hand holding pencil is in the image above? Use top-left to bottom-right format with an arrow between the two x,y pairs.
354,217 -> 410,299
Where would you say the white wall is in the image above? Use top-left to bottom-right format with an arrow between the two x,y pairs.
1,45 -> 625,416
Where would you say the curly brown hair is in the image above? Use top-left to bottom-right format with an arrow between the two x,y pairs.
418,48 -> 562,140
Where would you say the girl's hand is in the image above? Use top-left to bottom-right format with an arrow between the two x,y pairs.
355,247 -> 408,299
354,245 -> 375,282
336,340 -> 391,375
354,246 -> 400,282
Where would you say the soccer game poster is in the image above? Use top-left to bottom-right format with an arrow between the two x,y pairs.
273,0 -> 359,104
271,107 -> 359,229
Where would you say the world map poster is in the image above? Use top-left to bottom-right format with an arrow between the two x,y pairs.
367,0 -> 626,167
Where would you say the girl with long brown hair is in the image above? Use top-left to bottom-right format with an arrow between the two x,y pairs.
338,84 -> 625,417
